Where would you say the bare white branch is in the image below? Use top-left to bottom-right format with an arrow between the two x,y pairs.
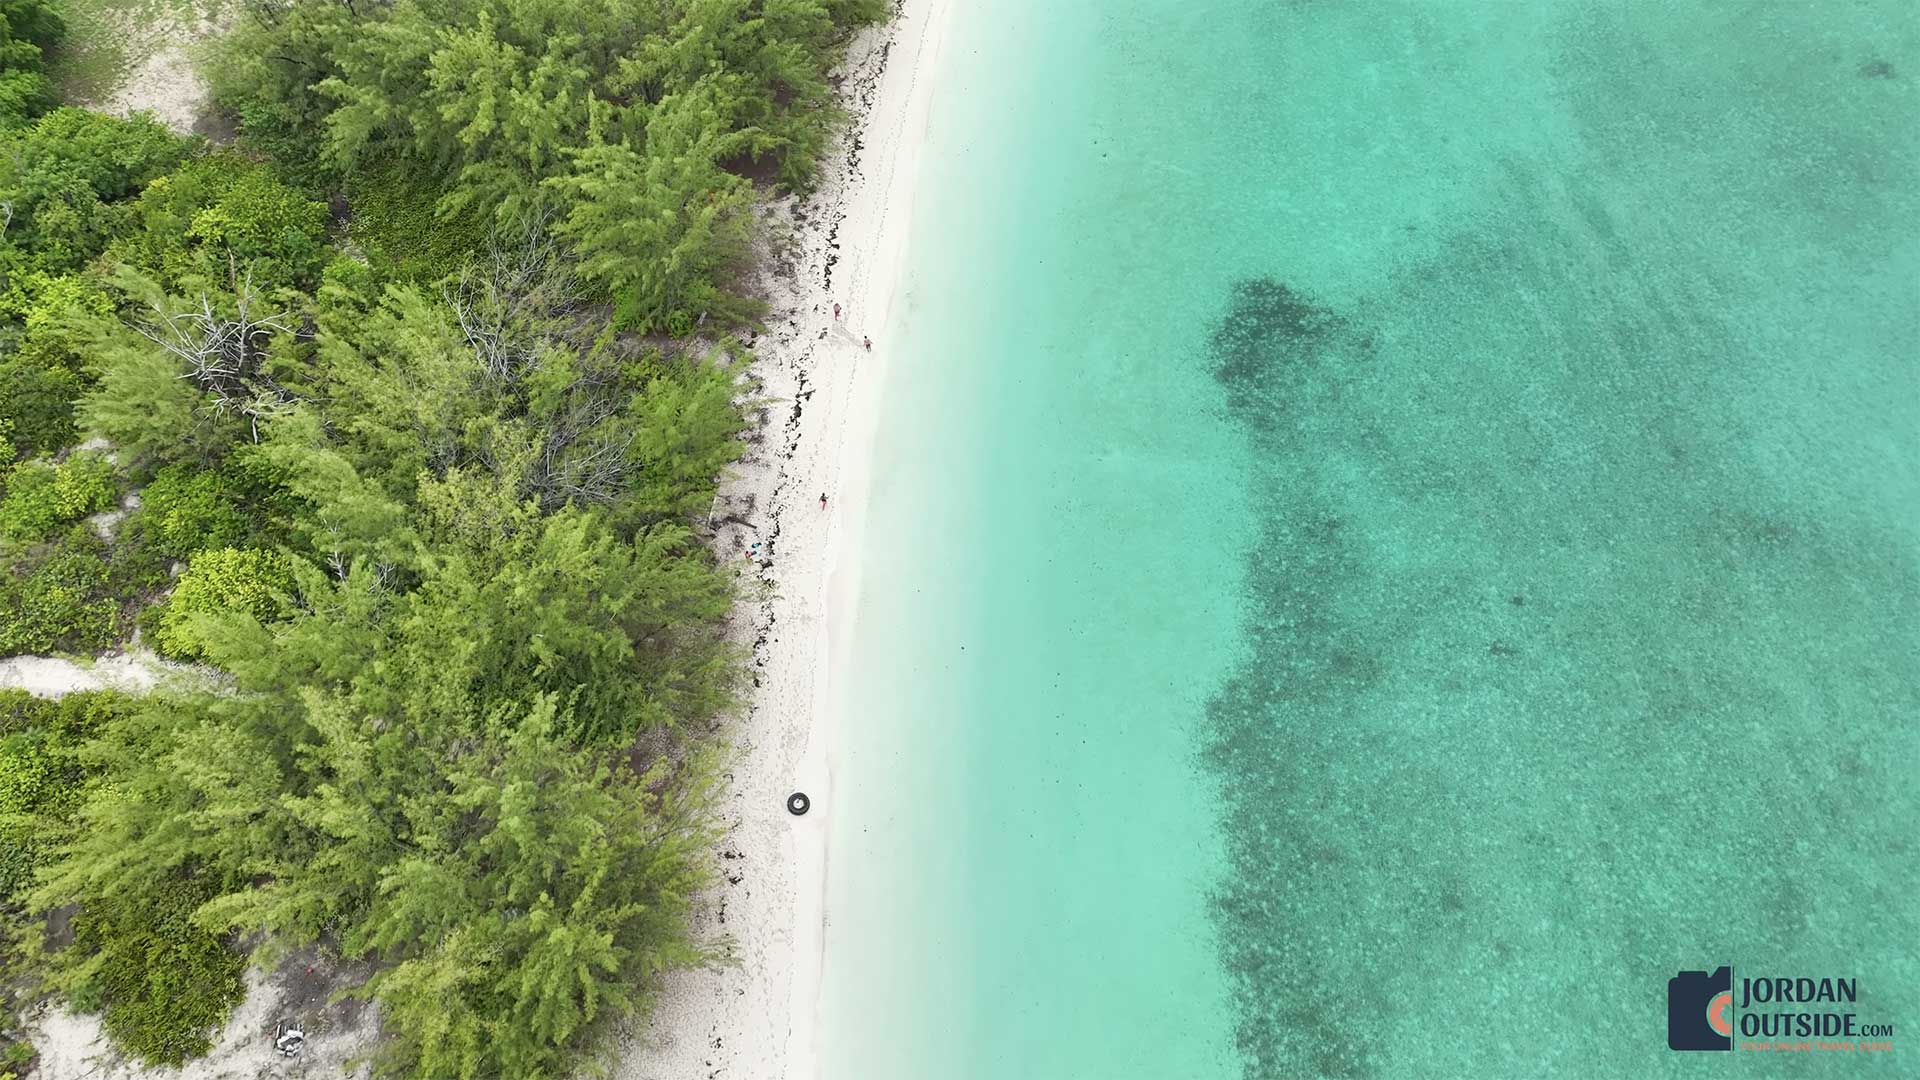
132,271 -> 296,434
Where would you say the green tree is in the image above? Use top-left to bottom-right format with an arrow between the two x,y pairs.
78,267 -> 293,470
8,1 -> 885,1075
0,109 -> 188,274
213,0 -> 883,334
0,274 -> 113,460
0,0 -> 62,130
551,90 -> 760,331
352,700 -> 720,1079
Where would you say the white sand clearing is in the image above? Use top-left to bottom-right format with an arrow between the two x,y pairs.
24,948 -> 380,1080
619,0 -> 953,1076
0,651 -> 170,696
99,21 -> 213,135
81,8 -> 226,136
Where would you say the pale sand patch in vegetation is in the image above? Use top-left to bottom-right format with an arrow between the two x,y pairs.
0,652 -> 166,696
26,949 -> 379,1080
47,0 -> 226,134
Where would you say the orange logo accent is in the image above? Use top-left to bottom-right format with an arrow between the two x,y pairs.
1707,991 -> 1733,1037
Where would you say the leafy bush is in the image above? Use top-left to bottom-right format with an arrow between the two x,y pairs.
0,738 -> 54,896
9,275 -> 113,365
111,156 -> 330,289
52,452 -> 114,518
0,461 -> 59,539
0,109 -> 189,274
0,361 -> 82,468
344,158 -> 488,284
0,452 -> 115,542
0,527 -> 119,653
189,168 -> 328,273
131,463 -> 254,559
67,878 -> 246,1064
152,546 -> 289,659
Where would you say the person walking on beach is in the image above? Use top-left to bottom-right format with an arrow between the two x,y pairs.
833,303 -> 842,320
819,492 -> 828,510
863,335 -> 872,350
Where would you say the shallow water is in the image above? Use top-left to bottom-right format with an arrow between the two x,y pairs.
824,3 -> 1919,1077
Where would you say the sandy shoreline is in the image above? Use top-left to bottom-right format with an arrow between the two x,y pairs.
624,1 -> 951,1076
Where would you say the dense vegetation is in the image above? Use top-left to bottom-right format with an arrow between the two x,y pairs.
217,0 -> 885,329
0,0 -> 881,1074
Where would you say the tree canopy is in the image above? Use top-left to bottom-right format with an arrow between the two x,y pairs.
215,0 -> 884,330
0,0 -> 880,1073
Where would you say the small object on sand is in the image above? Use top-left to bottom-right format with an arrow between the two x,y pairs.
787,792 -> 811,816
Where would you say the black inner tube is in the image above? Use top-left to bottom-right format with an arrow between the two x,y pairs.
787,792 -> 811,816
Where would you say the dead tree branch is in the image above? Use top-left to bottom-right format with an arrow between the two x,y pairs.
132,272 -> 295,439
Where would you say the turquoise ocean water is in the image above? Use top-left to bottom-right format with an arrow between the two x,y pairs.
822,3 -> 1919,1078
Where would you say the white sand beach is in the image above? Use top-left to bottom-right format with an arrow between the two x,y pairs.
624,0 -> 953,1076
622,0 -> 952,1077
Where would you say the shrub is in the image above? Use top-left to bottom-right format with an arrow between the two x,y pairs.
0,109 -> 189,274
0,452 -> 115,542
189,168 -> 328,278
68,878 -> 246,1065
0,689 -> 121,902
0,528 -> 118,652
153,546 -> 289,658
113,156 -> 329,288
52,452 -> 114,518
0,0 -> 63,131
133,463 -> 252,559
344,159 -> 488,284
0,356 -> 85,462
0,275 -> 114,460
11,274 -> 112,370
0,461 -> 59,540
